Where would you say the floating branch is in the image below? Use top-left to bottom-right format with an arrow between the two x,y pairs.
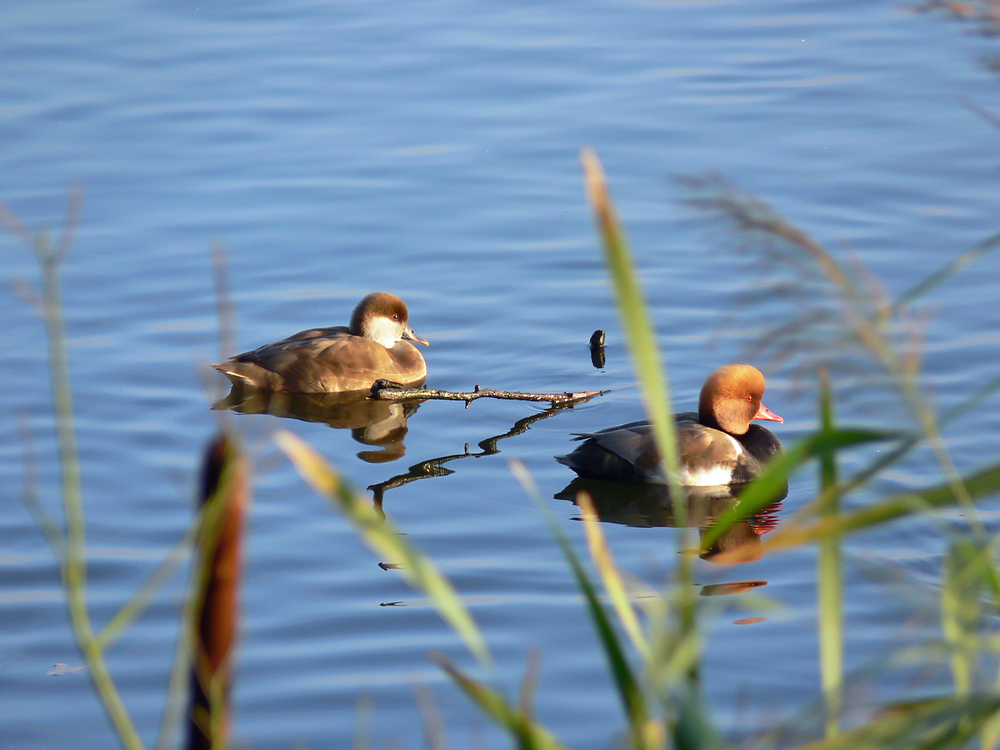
369,379 -> 606,407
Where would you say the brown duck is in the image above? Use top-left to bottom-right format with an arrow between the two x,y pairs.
212,292 -> 428,393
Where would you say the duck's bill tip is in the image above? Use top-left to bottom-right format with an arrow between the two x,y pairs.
403,328 -> 430,346
754,403 -> 783,423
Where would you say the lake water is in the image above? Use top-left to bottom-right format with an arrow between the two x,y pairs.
3,1 -> 1000,747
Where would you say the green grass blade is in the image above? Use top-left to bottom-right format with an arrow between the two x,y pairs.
575,491 -> 650,658
432,653 -> 570,750
702,427 -> 898,551
793,377 -> 1000,528
788,694 -> 1000,750
894,229 -> 1000,312
581,151 -> 726,747
510,460 -> 652,745
941,538 -> 989,699
21,205 -> 145,750
580,148 -> 681,507
276,430 -> 491,666
767,461 -> 1000,550
816,374 -> 843,737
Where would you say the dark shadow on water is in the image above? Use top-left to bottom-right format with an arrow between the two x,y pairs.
213,387 -> 421,463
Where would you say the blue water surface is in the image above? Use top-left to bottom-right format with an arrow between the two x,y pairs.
3,1 -> 1000,747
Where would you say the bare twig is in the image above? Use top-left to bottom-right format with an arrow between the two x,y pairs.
0,196 -> 34,248
17,410 -> 65,556
5,190 -> 144,748
212,242 -> 236,362
369,380 -> 606,406
53,184 -> 83,263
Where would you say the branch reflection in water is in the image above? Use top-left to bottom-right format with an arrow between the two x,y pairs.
214,385 -> 583,520
367,403 -> 579,517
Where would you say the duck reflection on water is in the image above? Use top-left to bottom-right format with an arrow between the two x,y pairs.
213,387 -> 421,463
555,477 -> 786,567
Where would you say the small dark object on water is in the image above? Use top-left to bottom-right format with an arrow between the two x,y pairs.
589,329 -> 606,369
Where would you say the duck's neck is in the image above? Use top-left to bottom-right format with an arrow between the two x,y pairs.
698,406 -> 722,432
700,404 -> 750,436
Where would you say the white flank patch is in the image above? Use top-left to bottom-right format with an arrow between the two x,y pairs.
677,434 -> 742,487
678,464 -> 737,487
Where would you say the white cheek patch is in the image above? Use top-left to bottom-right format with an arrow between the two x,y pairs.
367,317 -> 401,347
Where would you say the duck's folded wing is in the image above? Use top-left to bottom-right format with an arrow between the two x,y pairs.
558,422 -> 664,484
214,328 -> 355,392
579,422 -> 753,486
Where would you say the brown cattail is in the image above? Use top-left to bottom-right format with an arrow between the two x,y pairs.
187,434 -> 249,750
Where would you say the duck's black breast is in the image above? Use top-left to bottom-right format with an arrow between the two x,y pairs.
737,424 -> 784,465
722,424 -> 784,485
